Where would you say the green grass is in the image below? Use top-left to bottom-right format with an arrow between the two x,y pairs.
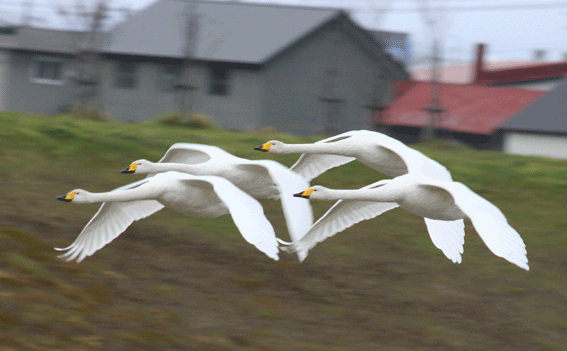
1,111 -> 567,350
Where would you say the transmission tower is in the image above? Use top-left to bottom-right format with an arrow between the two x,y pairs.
417,0 -> 445,141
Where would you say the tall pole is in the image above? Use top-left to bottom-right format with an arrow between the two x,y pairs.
418,0 -> 445,141
176,9 -> 199,118
21,0 -> 34,27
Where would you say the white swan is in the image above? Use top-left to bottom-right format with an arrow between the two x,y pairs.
254,130 -> 452,182
55,171 -> 280,263
120,142 -> 313,260
289,174 -> 529,271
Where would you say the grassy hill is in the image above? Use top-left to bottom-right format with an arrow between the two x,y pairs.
1,112 -> 566,350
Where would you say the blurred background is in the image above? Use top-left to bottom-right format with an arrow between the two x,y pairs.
1,0 -> 567,350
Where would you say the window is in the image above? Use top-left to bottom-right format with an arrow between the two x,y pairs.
115,61 -> 138,89
31,58 -> 64,84
158,64 -> 182,92
208,66 -> 230,96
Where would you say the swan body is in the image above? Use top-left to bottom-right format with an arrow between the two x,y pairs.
291,174 -> 529,271
122,143 -> 314,260
254,130 -> 452,181
56,171 -> 280,262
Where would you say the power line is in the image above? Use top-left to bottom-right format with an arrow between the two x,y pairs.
2,0 -> 567,11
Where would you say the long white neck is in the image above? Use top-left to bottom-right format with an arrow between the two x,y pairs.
80,187 -> 158,204
282,142 -> 349,156
146,162 -> 206,175
316,187 -> 397,202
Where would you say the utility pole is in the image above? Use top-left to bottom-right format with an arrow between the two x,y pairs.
417,0 -> 445,141
20,0 -> 34,27
364,0 -> 394,134
319,21 -> 344,135
75,0 -> 107,118
55,0 -> 108,118
175,8 -> 199,118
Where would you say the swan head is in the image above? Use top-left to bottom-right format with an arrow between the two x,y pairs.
293,185 -> 327,200
121,159 -> 153,174
57,189 -> 88,203
254,140 -> 286,154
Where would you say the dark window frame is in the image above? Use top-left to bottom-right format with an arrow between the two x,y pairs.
208,65 -> 230,96
115,61 -> 138,89
30,57 -> 65,84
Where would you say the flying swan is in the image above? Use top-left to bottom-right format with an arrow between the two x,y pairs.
289,174 -> 529,271
254,130 -> 453,182
55,171 -> 280,263
254,130 -> 465,255
121,142 -> 314,260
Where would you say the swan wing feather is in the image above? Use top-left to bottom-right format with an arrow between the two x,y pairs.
293,199 -> 399,261
422,180 -> 528,270
246,160 -> 314,260
423,218 -> 465,263
188,176 -> 280,261
289,132 -> 358,180
56,179 -> 165,263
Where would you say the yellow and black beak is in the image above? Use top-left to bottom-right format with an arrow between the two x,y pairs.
253,142 -> 273,152
293,188 -> 314,199
57,191 -> 77,202
121,163 -> 138,174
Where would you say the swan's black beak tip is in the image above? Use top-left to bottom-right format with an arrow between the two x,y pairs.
293,192 -> 306,198
253,145 -> 267,152
57,195 -> 71,202
121,167 -> 134,174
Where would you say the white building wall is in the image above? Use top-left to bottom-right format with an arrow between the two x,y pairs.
503,131 -> 567,159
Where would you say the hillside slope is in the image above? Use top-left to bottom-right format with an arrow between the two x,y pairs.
1,112 -> 566,350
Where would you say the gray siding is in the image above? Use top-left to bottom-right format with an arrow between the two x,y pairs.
0,50 -> 8,110
260,28 -> 390,135
6,52 -> 76,115
101,59 -> 262,128
102,60 -> 176,122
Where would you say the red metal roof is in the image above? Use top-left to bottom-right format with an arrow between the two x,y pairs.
475,61 -> 567,85
473,43 -> 567,85
379,81 -> 544,135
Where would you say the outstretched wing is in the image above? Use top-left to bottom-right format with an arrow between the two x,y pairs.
189,176 -> 280,261
292,180 -> 399,262
56,179 -> 164,263
423,218 -> 465,263
423,181 -> 528,270
157,143 -> 233,165
289,131 -> 357,181
368,133 -> 452,181
249,160 -> 314,261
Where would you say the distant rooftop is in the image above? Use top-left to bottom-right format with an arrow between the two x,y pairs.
381,81 -> 544,135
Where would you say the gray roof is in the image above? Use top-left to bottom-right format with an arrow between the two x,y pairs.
0,27 -> 109,54
500,77 -> 567,134
106,0 -> 342,63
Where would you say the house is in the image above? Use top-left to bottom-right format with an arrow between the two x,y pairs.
98,0 -> 408,135
1,0 -> 408,136
473,44 -> 567,91
411,43 -> 567,91
500,77 -> 567,159
376,81 -> 544,149
0,27 -> 94,114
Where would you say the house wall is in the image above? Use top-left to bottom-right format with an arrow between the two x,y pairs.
496,78 -> 562,91
5,51 -> 76,114
260,26 -> 391,135
503,131 -> 567,159
0,50 -> 8,110
101,58 -> 262,129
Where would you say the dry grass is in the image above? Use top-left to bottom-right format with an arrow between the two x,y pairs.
1,112 -> 567,350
